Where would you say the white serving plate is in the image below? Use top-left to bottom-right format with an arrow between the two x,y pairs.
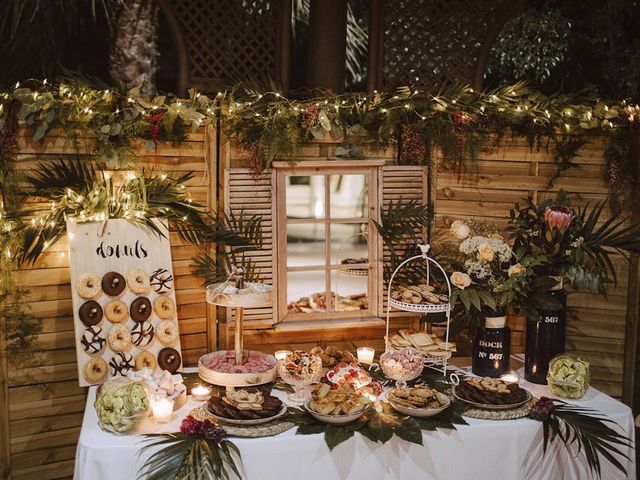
198,350 -> 278,387
303,399 -> 367,425
452,385 -> 532,410
387,391 -> 451,417
203,403 -> 288,425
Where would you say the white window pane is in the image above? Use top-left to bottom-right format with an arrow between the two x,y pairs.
328,174 -> 368,219
286,175 -> 325,219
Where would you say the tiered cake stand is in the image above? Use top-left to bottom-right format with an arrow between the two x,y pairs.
199,284 -> 276,386
385,244 -> 452,375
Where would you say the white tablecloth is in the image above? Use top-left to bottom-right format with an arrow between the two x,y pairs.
74,368 -> 636,480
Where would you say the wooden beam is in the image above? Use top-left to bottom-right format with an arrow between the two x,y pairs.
0,280 -> 11,477
275,0 -> 292,92
307,0 -> 347,92
367,0 -> 384,93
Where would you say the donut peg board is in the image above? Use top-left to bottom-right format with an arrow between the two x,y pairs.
67,219 -> 183,387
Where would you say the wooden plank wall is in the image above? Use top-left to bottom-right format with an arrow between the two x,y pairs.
5,126 -> 214,479
434,135 -> 628,397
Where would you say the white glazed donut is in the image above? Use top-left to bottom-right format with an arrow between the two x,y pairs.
156,320 -> 179,345
127,268 -> 150,295
107,324 -> 132,352
76,272 -> 102,299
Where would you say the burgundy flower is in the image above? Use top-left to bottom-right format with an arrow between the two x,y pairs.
544,206 -> 573,231
180,416 -> 225,442
528,396 -> 556,422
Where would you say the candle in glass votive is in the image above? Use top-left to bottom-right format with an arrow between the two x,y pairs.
152,398 -> 174,423
357,347 -> 375,365
191,385 -> 211,402
274,350 -> 291,362
500,373 -> 519,384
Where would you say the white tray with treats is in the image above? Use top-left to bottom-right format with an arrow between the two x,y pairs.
67,219 -> 183,387
199,350 -> 278,387
386,385 -> 451,417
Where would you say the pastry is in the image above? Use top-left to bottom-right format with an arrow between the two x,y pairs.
135,351 -> 157,371
76,272 -> 102,299
309,381 -> 370,416
157,347 -> 181,373
207,390 -> 282,420
456,377 -> 528,405
153,295 -> 175,320
104,300 -> 128,323
131,320 -> 154,347
310,345 -> 355,368
387,385 -> 447,409
80,325 -> 106,354
156,320 -> 179,345
84,357 -> 108,383
101,271 -> 126,296
78,300 -> 103,326
107,324 -> 132,352
109,352 -> 134,376
380,349 -> 423,380
130,297 -> 152,322
127,268 -> 150,295
150,268 -> 173,294
388,329 -> 456,358
390,284 -> 448,305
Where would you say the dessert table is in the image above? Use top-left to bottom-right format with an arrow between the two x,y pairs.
74,364 -> 636,480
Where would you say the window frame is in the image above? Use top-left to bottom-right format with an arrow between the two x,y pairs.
273,160 -> 384,323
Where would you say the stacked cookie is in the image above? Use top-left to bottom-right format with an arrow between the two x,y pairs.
75,267 -> 182,385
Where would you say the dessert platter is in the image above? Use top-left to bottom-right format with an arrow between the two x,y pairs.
380,348 -> 424,387
337,257 -> 369,276
386,385 -> 451,417
452,377 -> 532,410
199,350 -> 278,387
205,388 -> 287,425
305,381 -> 372,424
277,351 -> 323,402
309,345 -> 355,367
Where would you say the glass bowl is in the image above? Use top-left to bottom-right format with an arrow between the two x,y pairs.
277,352 -> 323,403
380,349 -> 424,389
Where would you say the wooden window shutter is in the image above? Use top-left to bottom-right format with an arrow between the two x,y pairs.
224,168 -> 275,336
378,165 -> 430,318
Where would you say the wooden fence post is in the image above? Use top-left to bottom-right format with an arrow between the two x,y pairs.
0,291 -> 11,478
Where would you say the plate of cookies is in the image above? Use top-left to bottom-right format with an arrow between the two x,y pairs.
386,385 -> 450,417
204,388 -> 287,425
452,377 -> 532,410
389,284 -> 450,313
387,329 -> 455,360
304,382 -> 372,424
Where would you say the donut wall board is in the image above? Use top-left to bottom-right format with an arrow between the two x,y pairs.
67,218 -> 183,387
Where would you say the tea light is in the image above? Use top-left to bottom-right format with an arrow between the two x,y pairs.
357,347 -> 375,365
191,385 -> 211,402
500,373 -> 519,384
152,397 -> 174,423
274,350 -> 292,362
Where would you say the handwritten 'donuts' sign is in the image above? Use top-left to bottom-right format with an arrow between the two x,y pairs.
67,219 -> 183,387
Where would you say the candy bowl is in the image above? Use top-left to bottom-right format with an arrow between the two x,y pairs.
277,351 -> 323,403
380,348 -> 424,388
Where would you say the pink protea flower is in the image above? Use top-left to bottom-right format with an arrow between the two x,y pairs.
544,206 -> 574,230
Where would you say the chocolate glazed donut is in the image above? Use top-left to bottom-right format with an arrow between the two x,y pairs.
130,297 -> 152,322
157,347 -> 182,373
101,272 -> 126,296
79,300 -> 103,326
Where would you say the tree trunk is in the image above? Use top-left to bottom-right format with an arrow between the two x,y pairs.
109,0 -> 158,95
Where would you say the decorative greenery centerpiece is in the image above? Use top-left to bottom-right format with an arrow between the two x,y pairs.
506,191 -> 640,294
444,221 -> 556,333
138,416 -> 242,480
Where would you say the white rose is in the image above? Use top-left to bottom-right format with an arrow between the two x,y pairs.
478,243 -> 495,262
508,263 -> 525,277
450,220 -> 470,240
451,271 -> 472,290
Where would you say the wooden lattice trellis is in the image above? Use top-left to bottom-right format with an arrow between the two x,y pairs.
168,0 -> 280,90
381,0 -> 505,89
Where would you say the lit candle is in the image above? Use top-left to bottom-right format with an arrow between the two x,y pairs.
191,385 -> 211,402
152,397 -> 174,423
274,350 -> 292,362
500,373 -> 519,384
357,347 -> 375,365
